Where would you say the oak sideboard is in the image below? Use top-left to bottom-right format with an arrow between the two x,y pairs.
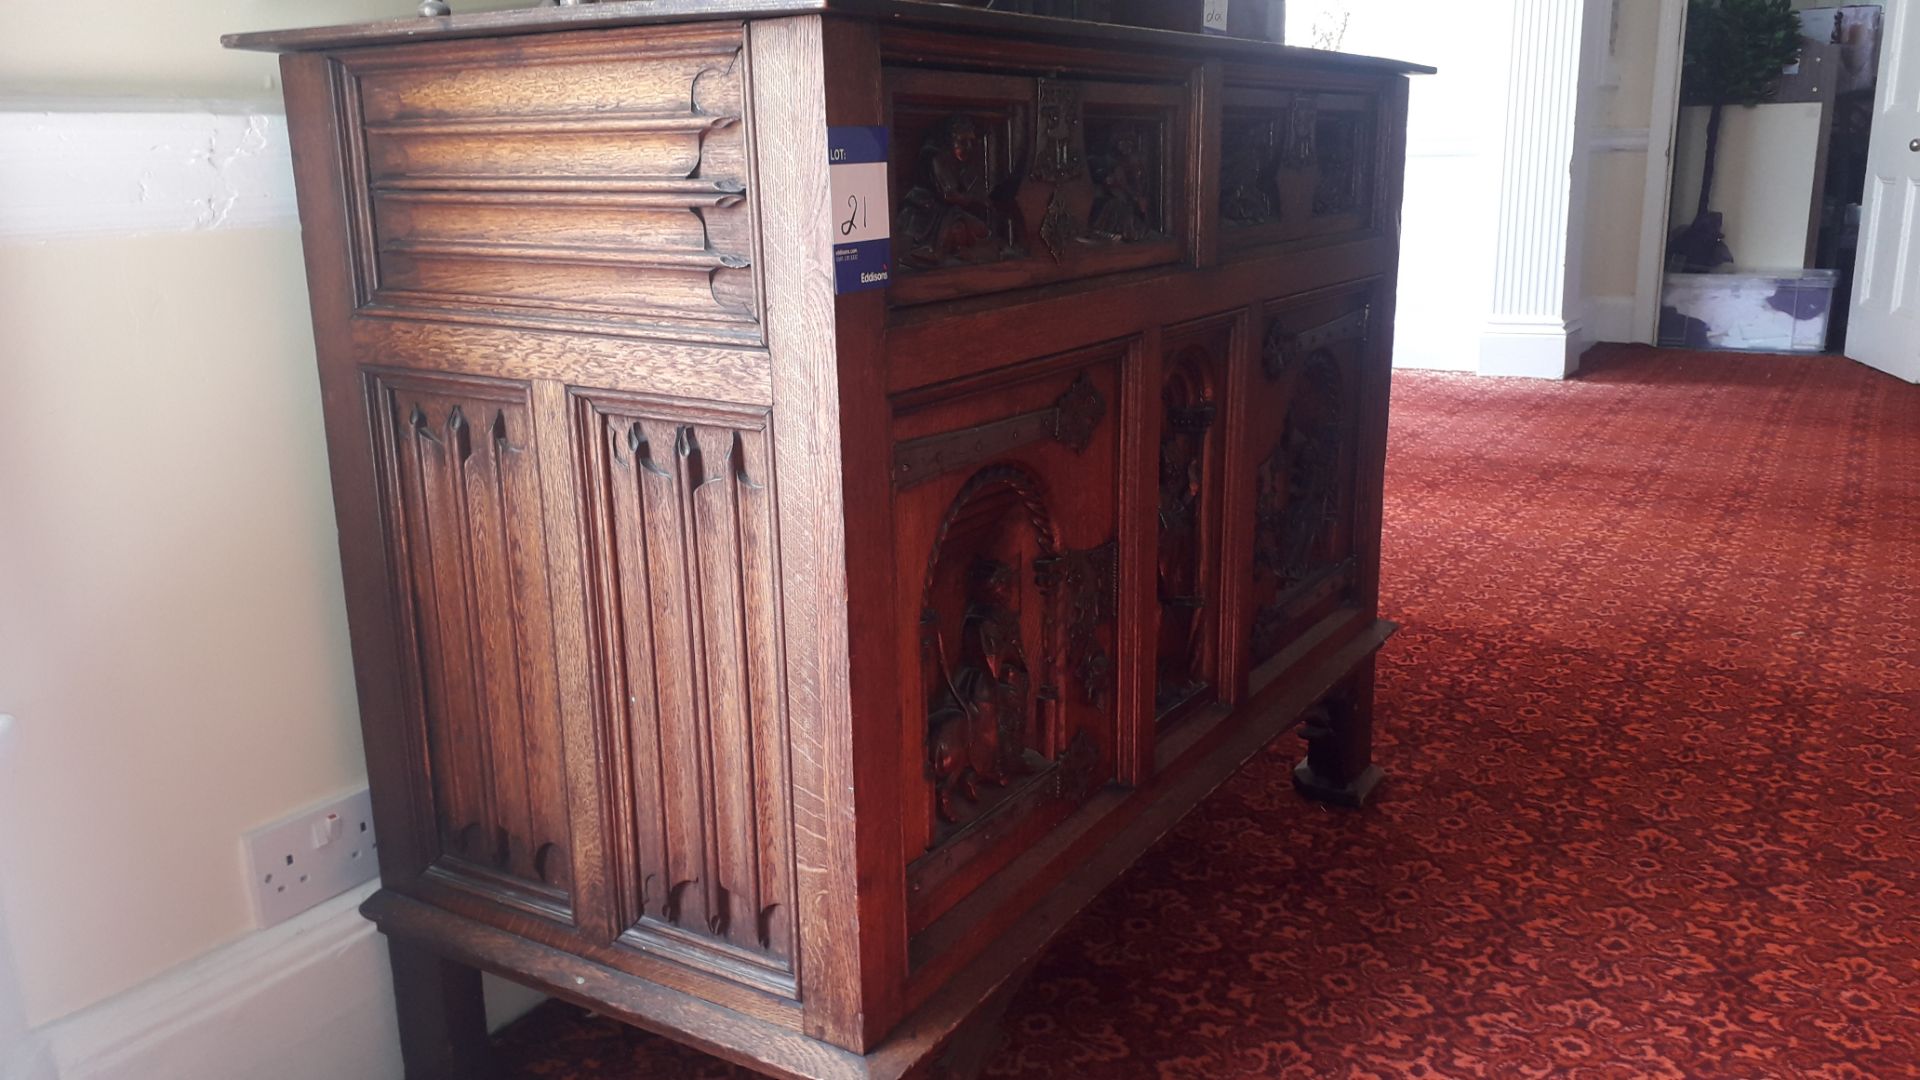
227,4 -> 1425,1077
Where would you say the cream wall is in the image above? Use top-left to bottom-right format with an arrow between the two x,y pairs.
0,0 -> 514,100
1580,0 -> 1673,338
0,231 -> 366,1027
1670,102 -> 1825,269
0,0 -> 523,1036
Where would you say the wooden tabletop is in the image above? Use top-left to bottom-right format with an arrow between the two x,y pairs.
223,0 -> 1433,75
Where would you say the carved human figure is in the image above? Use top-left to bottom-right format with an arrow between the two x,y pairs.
1220,120 -> 1278,225
1158,425 -> 1202,600
900,117 -> 1003,266
1090,127 -> 1155,242
926,557 -> 1033,823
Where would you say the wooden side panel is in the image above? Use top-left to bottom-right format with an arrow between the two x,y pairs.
341,26 -> 761,344
575,392 -> 798,998
366,369 -> 575,921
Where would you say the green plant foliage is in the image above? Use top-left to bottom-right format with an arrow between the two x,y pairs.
1681,0 -> 1806,107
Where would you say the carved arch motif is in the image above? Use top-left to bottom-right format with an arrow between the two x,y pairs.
920,467 -> 1062,828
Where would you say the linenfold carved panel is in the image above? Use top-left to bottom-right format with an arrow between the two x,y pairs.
367,370 -> 575,921
575,392 -> 797,995
345,26 -> 760,344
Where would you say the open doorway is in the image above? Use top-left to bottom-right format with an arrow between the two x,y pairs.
1635,0 -> 1920,380
1655,1 -> 1886,356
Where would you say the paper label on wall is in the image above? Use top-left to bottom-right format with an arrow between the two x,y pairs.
1203,0 -> 1230,33
829,126 -> 892,295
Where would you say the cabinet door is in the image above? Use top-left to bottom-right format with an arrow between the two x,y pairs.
887,348 -> 1126,935
572,392 -> 799,999
366,370 -> 578,923
1240,283 -> 1380,689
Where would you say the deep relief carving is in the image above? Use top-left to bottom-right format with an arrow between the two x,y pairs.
922,467 -> 1059,831
898,115 -> 1025,269
1312,112 -> 1365,216
1286,93 -> 1319,167
1250,343 -> 1352,658
926,557 -> 1035,823
580,396 -> 796,981
919,466 -> 1115,838
1036,541 -> 1118,710
1219,113 -> 1281,226
373,375 -> 574,917
1156,351 -> 1219,715
1220,93 -> 1372,232
1087,118 -> 1163,243
1031,80 -> 1087,183
894,372 -> 1107,489
894,81 -> 1170,277
1032,80 -> 1088,261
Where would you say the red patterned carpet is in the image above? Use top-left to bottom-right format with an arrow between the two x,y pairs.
494,346 -> 1920,1078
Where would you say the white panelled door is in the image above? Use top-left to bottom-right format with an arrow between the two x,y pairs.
1848,0 -> 1920,383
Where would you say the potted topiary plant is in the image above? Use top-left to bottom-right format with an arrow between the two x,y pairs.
1668,0 -> 1804,272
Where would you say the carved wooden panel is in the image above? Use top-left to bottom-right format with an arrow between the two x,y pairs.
1242,286 -> 1375,676
888,353 -> 1125,933
344,27 -> 760,344
1155,319 -> 1231,723
575,391 -> 797,996
366,370 -> 574,921
886,67 -> 1186,307
1218,87 -> 1381,251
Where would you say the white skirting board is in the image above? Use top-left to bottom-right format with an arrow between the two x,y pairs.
1585,295 -> 1641,345
35,883 -> 403,1080
19,883 -> 547,1080
1480,317 -> 1585,379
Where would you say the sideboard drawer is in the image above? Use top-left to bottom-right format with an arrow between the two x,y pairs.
339,26 -> 762,345
1217,82 -> 1386,253
885,66 -> 1189,307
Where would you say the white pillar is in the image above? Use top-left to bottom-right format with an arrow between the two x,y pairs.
1480,0 -> 1599,378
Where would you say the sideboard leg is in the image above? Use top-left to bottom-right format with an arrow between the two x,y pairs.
911,960 -> 1039,1080
1293,656 -> 1385,808
387,937 -> 495,1080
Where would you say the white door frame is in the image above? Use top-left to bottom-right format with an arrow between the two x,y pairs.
1635,0 -> 1691,344
1847,0 -> 1920,381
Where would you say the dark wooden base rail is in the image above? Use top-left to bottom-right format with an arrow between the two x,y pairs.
227,5 -> 1425,1076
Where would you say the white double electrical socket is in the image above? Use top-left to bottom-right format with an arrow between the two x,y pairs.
244,788 -> 380,928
